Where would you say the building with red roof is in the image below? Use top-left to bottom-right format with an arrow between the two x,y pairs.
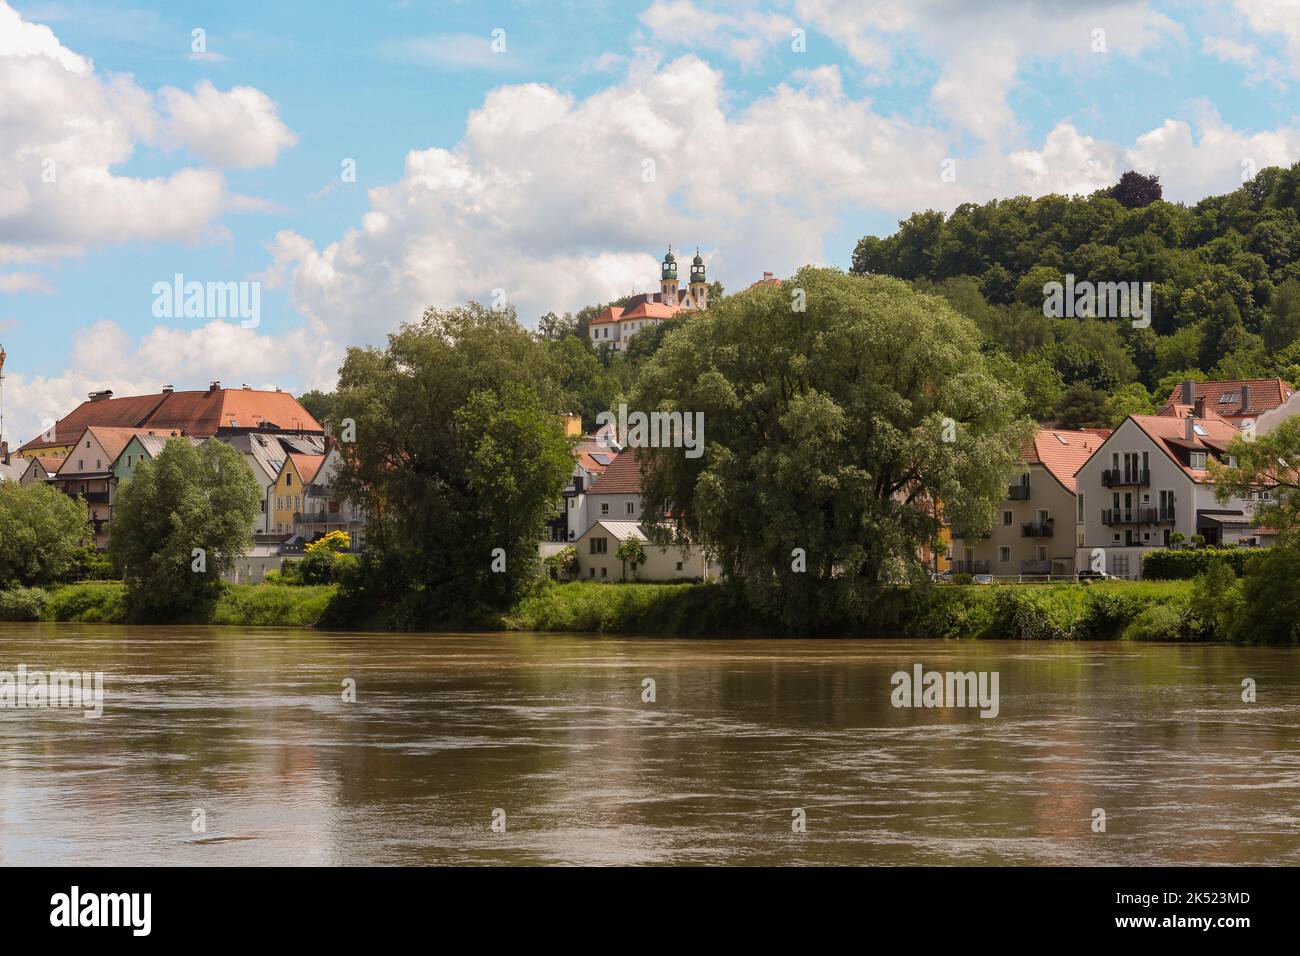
588,246 -> 710,352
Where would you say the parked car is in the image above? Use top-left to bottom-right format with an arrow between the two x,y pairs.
971,574 -> 995,585
1077,571 -> 1112,582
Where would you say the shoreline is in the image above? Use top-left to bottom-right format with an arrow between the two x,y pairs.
1,577 -> 1267,643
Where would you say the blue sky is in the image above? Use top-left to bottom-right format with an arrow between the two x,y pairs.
2,0 -> 1299,443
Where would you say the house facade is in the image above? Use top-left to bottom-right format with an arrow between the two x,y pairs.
952,428 -> 1107,577
271,453 -> 325,536
575,519 -> 720,582
292,448 -> 368,551
1159,377 -> 1293,428
1074,403 -> 1272,578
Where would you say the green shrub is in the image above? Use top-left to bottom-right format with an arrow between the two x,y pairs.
1142,547 -> 1266,580
43,582 -> 129,623
0,587 -> 49,621
298,550 -> 337,585
212,584 -> 337,627
1077,588 -> 1147,640
1122,604 -> 1194,641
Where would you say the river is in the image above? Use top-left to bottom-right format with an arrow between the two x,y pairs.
1,623 -> 1297,865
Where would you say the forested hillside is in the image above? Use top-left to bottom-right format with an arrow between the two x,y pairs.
850,165 -> 1300,427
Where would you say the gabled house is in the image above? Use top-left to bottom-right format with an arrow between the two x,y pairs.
952,428 -> 1108,577
294,447 -> 368,550
271,453 -> 325,537
50,425 -> 183,548
111,433 -> 204,484
567,447 -> 647,541
1074,401 -> 1272,577
19,455 -> 60,487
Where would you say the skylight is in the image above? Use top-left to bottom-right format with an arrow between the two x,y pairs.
1193,424 -> 1208,436
1055,434 -> 1069,444
1219,392 -> 1238,403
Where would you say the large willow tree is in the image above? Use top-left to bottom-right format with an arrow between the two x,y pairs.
632,267 -> 1032,628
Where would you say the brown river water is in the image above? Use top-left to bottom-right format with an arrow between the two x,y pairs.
1,623 -> 1298,866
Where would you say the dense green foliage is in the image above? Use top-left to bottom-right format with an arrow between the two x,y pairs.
0,480 -> 91,587
1141,547 -> 1267,579
851,165 -> 1300,409
633,266 -> 1032,627
0,586 -> 48,621
109,439 -> 262,622
329,304 -> 575,628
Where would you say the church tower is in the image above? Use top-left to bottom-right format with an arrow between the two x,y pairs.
660,246 -> 678,307
688,247 -> 707,310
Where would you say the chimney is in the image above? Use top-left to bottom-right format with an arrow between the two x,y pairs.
1180,379 -> 1195,406
763,271 -> 774,281
209,380 -> 221,394
87,389 -> 113,402
162,384 -> 174,394
1185,410 -> 1194,441
1194,396 -> 1206,418
1241,384 -> 1250,412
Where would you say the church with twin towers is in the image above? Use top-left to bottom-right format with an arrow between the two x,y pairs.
587,246 -> 709,352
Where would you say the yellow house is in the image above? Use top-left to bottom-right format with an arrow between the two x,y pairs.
271,453 -> 325,535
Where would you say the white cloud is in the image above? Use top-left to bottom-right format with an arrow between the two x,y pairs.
1233,0 -> 1300,67
264,56 -> 965,347
0,271 -> 55,293
159,81 -> 297,168
1,319 -> 340,446
639,0 -> 796,68
795,0 -> 1180,138
0,1 -> 294,267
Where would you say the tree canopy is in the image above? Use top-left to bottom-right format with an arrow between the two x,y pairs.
0,480 -> 90,587
632,267 -> 1031,627
109,438 -> 261,621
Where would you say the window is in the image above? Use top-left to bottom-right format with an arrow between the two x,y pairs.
676,562 -> 683,571
286,474 -> 293,486
601,502 -> 609,515
626,501 -> 634,515
1076,493 -> 1084,523
78,459 -> 84,470
1190,451 -> 1207,469
590,537 -> 608,554
127,456 -> 132,467
998,547 -> 1010,563
96,460 -> 101,469
600,567 -> 607,578
588,567 -> 595,578
1002,511 -> 1012,526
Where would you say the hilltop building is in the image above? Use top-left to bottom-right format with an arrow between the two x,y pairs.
588,246 -> 710,351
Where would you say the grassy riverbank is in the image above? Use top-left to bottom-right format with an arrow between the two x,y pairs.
505,579 -> 1202,640
0,576 -> 1242,642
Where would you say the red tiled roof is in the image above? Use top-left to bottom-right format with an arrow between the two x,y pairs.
19,387 -> 321,453
1021,428 -> 1109,492
1160,379 -> 1292,421
586,448 -> 647,494
289,453 -> 326,485
590,306 -> 624,326
620,301 -> 680,320
1128,410 -> 1240,481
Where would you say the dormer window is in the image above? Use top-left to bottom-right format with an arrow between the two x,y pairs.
1190,451 -> 1207,469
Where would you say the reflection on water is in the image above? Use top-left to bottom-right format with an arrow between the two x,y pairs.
1,623 -> 1298,866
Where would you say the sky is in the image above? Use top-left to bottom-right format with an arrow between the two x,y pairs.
1,0 -> 1299,445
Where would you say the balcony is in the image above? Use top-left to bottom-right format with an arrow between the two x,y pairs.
1102,468 -> 1150,488
1007,482 -> 1031,500
1020,520 -> 1054,537
952,560 -> 990,574
1101,507 -> 1165,525
293,511 -> 350,526
77,491 -> 110,504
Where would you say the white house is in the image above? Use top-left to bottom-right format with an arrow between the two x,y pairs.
575,519 -> 720,582
1074,402 -> 1273,578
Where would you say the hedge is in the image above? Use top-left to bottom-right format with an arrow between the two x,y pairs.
1141,547 -> 1267,580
